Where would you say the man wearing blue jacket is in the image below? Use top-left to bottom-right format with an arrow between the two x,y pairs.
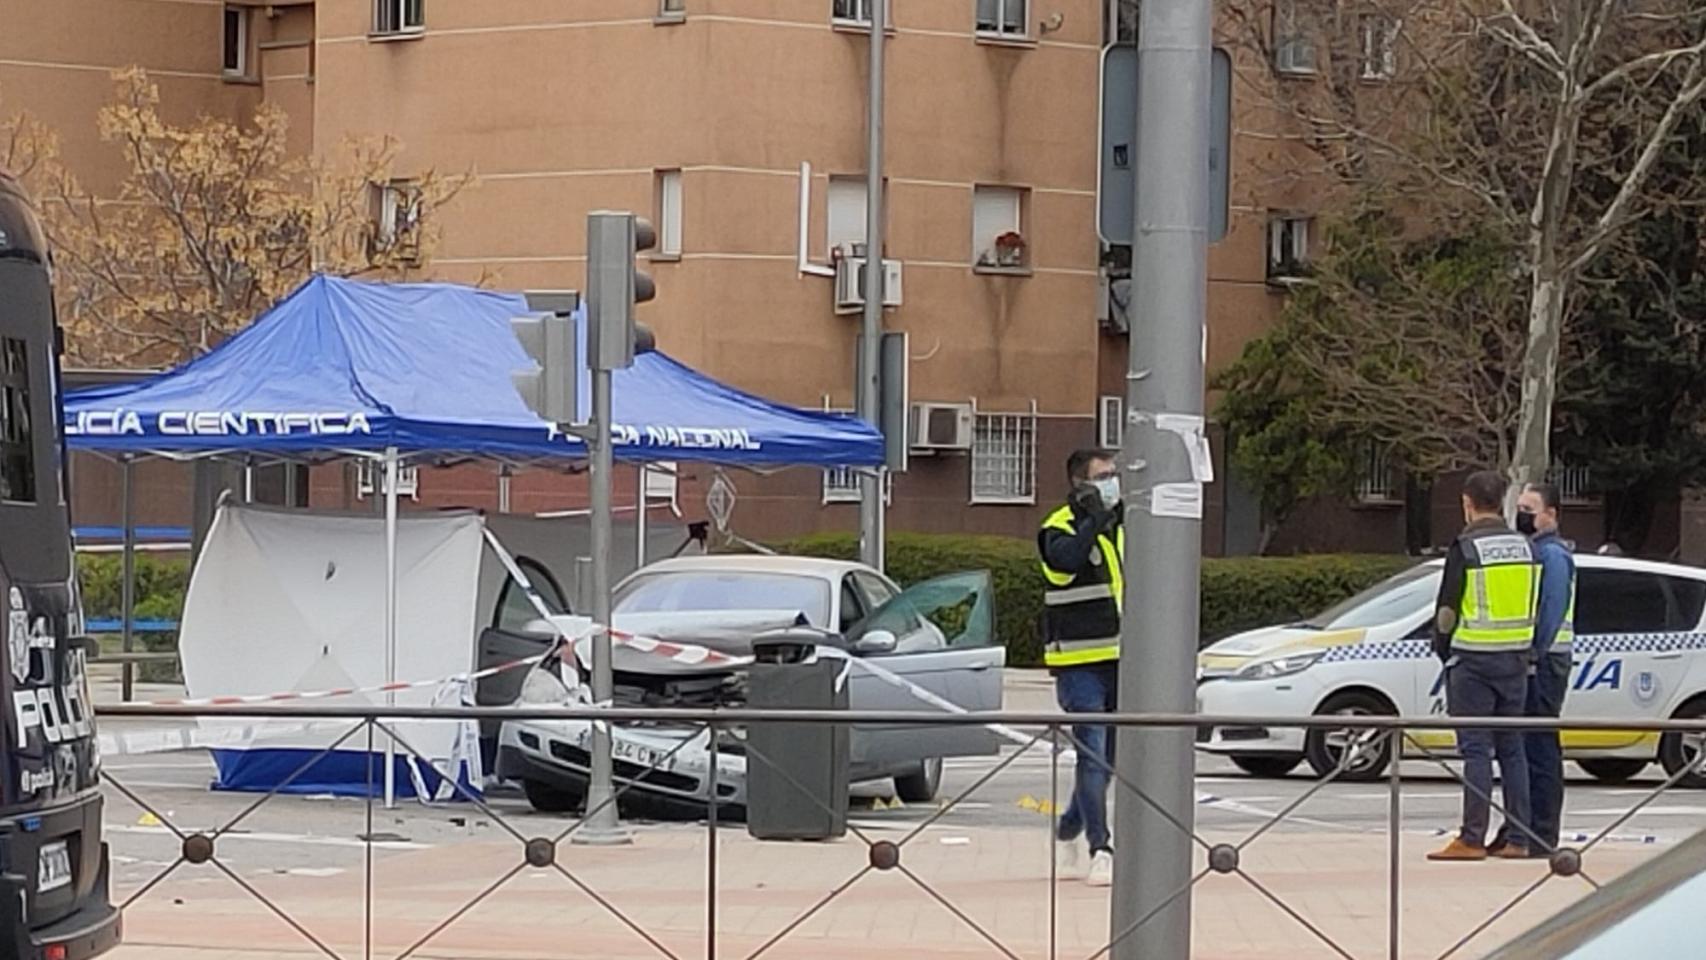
1491,481 -> 1575,857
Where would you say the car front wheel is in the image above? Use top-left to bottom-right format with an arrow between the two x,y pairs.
1304,691 -> 1396,782
1231,754 -> 1303,778
894,757 -> 943,803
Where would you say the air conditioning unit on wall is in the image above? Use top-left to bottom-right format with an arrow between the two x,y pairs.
909,402 -> 974,451
834,257 -> 904,314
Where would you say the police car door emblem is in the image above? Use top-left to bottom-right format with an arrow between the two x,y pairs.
1633,670 -> 1662,706
8,587 -> 28,683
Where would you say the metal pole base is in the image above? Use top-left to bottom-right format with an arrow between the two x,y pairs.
570,823 -> 634,846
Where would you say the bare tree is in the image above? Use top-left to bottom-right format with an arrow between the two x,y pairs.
4,69 -> 474,366
1222,0 -> 1706,502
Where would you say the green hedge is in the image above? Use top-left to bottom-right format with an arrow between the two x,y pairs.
76,553 -> 189,682
66,541 -> 1419,677
775,532 -> 1417,667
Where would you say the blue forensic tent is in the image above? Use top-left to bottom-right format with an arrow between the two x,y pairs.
64,275 -> 881,802
63,274 -> 883,467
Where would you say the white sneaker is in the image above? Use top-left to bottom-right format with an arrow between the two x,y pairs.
1087,850 -> 1114,887
1055,838 -> 1081,876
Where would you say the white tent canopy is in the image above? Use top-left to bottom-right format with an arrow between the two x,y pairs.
180,503 -> 689,799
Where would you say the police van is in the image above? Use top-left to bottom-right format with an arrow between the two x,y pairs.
1197,553 -> 1706,785
0,170 -> 121,958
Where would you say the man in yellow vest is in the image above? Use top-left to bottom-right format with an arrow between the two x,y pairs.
1428,471 -> 1540,861
1038,448 -> 1124,886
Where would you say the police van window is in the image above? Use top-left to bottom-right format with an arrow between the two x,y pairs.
1661,576 -> 1706,631
1575,570 -> 1670,636
0,337 -> 36,503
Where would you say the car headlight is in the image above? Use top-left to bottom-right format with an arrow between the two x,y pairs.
1233,651 -> 1322,681
517,665 -> 572,706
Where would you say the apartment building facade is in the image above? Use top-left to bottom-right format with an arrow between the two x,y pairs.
14,0 -> 1302,553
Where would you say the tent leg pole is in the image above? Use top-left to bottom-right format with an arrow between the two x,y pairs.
383,449 -> 400,810
121,456 -> 136,702
636,465 -> 647,569
498,465 -> 512,514
243,464 -> 254,503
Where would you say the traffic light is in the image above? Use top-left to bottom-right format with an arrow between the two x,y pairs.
586,211 -> 658,371
509,290 -> 580,425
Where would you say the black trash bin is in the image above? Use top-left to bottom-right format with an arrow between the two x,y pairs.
745,629 -> 850,841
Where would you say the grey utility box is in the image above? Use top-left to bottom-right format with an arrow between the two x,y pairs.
745,631 -> 850,841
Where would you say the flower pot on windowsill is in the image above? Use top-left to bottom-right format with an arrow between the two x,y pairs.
992,232 -> 1026,270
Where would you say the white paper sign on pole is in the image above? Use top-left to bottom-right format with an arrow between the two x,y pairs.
1150,482 -> 1204,520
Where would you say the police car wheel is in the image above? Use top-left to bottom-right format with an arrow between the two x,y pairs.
1304,691 -> 1395,782
1658,697 -> 1706,789
1230,754 -> 1303,779
1575,758 -> 1648,785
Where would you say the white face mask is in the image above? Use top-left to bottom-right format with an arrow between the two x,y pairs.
1093,476 -> 1120,510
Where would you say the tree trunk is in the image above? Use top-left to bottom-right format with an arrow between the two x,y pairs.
1509,268 -> 1566,511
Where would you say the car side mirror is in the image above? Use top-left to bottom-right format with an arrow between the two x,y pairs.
851,629 -> 898,656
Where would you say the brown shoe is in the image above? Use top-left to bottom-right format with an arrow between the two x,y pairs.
1427,838 -> 1489,862
1492,844 -> 1530,860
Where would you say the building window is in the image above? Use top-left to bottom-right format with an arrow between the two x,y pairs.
1099,395 -> 1123,451
971,411 -> 1037,504
824,467 -> 892,505
374,0 -> 425,36
1360,14 -> 1399,80
973,185 -> 1028,270
976,0 -> 1029,38
1267,215 -> 1311,281
222,5 -> 249,77
827,175 -> 869,257
832,0 -> 891,27
659,0 -> 687,17
356,460 -> 420,501
655,169 -> 683,258
0,338 -> 36,504
1103,0 -> 1138,45
1547,463 -> 1596,505
1272,0 -> 1316,74
369,180 -> 423,264
1354,443 -> 1398,503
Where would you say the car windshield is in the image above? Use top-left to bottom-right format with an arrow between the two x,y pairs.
1303,564 -> 1441,630
613,570 -> 832,626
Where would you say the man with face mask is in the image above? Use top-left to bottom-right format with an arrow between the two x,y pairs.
1489,481 -> 1575,857
1038,448 -> 1124,886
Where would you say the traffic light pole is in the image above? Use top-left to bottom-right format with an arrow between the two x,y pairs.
575,362 -> 631,845
856,0 -> 886,573
1111,2 -> 1211,958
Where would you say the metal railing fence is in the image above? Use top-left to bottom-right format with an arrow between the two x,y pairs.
92,703 -> 1706,960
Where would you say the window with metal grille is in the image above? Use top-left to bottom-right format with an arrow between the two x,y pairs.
1360,14 -> 1399,80
374,0 -> 425,35
833,0 -> 890,26
971,411 -> 1036,504
356,460 -> 420,501
1547,464 -> 1595,504
0,338 -> 36,504
1354,443 -> 1398,503
976,0 -> 1028,38
1272,0 -> 1316,74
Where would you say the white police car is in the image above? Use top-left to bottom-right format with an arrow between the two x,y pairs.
1196,554 -> 1706,785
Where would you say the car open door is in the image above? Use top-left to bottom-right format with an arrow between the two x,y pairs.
843,571 -> 1004,765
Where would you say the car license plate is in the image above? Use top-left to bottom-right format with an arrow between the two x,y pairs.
38,841 -> 71,893
575,730 -> 667,771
